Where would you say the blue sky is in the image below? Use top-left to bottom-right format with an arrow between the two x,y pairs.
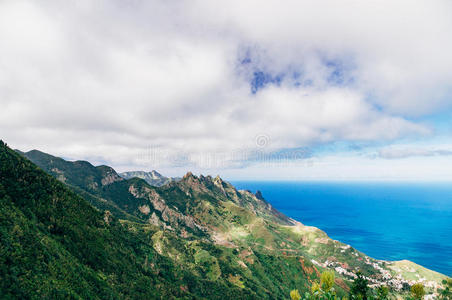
1,0 -> 452,180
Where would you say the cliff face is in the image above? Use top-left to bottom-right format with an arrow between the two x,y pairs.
14,145 -> 448,298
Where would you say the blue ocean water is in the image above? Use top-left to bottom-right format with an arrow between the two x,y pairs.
231,181 -> 452,276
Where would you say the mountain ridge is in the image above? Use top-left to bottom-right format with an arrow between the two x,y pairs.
119,170 -> 181,187
8,143 -> 449,298
3,141 -> 253,299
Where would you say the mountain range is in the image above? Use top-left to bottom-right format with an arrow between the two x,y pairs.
1,142 -> 448,299
119,170 -> 180,187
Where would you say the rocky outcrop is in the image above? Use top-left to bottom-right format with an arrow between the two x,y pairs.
18,147 -> 448,297
97,165 -> 124,186
128,182 -> 207,235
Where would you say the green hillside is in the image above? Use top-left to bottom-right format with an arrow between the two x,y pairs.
2,143 -> 448,299
1,141 -> 256,299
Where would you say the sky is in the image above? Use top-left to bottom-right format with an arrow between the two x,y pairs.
1,0 -> 452,180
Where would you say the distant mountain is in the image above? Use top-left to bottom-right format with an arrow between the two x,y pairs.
9,143 -> 449,299
18,149 -> 124,189
119,170 -> 180,186
18,149 -> 142,222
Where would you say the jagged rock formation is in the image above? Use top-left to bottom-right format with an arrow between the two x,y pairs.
2,141 -> 252,299
12,144 -> 449,299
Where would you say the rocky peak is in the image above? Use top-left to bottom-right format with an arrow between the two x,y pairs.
149,170 -> 163,179
213,175 -> 224,186
182,171 -> 197,180
96,165 -> 124,186
255,190 -> 264,200
181,172 -> 214,193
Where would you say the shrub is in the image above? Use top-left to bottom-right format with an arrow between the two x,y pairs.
411,283 -> 425,300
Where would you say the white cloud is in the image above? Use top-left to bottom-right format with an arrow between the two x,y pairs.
191,0 -> 452,115
378,146 -> 452,159
220,153 -> 452,181
1,0 -> 451,176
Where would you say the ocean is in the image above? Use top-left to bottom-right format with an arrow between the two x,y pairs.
231,181 -> 452,276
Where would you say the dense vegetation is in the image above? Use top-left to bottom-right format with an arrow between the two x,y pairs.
0,141 -> 253,299
290,271 -> 452,300
2,142 -> 449,299
290,271 -> 434,300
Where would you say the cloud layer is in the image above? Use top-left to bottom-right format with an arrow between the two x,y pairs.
378,147 -> 452,159
1,0 -> 451,176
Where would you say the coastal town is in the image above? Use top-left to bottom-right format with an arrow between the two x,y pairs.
312,245 -> 444,298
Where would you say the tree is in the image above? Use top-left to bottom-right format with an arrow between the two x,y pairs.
292,271 -> 337,300
440,278 -> 452,300
411,283 -> 425,300
376,285 -> 389,300
350,272 -> 369,300
290,289 -> 301,300
321,271 -> 335,292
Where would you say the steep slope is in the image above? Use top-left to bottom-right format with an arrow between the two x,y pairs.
18,149 -> 147,222
19,149 -> 124,190
17,146 -> 448,298
1,141 -> 256,299
119,170 -> 180,186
